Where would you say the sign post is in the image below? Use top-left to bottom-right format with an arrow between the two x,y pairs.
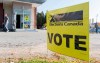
47,2 -> 89,61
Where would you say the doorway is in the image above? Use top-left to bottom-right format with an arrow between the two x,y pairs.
0,3 -> 4,28
16,15 -> 21,28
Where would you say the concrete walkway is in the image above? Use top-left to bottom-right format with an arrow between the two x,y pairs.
0,30 -> 100,61
90,34 -> 100,60
0,30 -> 47,59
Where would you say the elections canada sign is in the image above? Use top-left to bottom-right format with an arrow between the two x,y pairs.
47,2 -> 89,61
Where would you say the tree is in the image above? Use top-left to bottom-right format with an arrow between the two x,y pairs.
37,11 -> 46,29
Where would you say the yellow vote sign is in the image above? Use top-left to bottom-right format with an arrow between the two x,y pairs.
47,2 -> 89,61
24,15 -> 29,21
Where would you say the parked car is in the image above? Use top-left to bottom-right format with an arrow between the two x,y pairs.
90,27 -> 100,33
97,27 -> 100,33
90,28 -> 96,33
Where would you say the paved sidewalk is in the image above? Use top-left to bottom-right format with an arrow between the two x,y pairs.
0,30 -> 100,61
90,34 -> 100,60
0,29 -> 46,48
0,30 -> 47,58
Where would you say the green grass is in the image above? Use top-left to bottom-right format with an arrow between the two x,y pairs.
18,57 -> 62,63
18,58 -> 93,63
18,60 -> 59,63
18,55 -> 95,63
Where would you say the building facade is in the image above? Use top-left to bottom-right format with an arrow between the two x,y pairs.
0,0 -> 46,31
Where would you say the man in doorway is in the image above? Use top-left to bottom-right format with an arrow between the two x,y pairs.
4,13 -> 9,32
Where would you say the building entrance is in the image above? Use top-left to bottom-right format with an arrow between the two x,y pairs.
14,6 -> 31,29
16,15 -> 21,28
0,3 -> 4,28
16,14 -> 23,29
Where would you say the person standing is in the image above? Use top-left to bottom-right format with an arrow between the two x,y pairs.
95,22 -> 98,33
4,13 -> 9,32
